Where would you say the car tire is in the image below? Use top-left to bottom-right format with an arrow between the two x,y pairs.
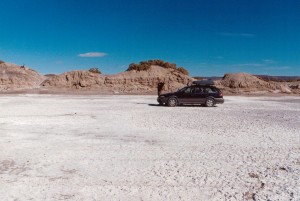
167,97 -> 178,107
158,101 -> 164,106
205,98 -> 215,107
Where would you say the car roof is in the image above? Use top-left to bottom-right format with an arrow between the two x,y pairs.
189,85 -> 216,88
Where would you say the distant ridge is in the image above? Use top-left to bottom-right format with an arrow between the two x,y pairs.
0,60 -> 299,94
255,75 -> 300,82
195,75 -> 300,82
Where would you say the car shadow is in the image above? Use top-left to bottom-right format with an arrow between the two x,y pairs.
148,104 -> 217,107
148,104 -> 161,107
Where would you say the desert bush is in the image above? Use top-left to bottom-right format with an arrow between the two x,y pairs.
163,62 -> 171,69
155,60 -> 165,67
166,63 -> 177,70
126,62 -> 151,71
126,59 -> 189,74
223,74 -> 229,79
127,63 -> 138,71
89,68 -> 101,74
0,60 -> 4,64
147,60 -> 158,66
169,63 -> 177,69
177,67 -> 189,75
139,63 -> 151,71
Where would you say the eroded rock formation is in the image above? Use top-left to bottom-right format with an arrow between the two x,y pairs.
1,61 -> 299,95
0,62 -> 44,91
42,65 -> 194,93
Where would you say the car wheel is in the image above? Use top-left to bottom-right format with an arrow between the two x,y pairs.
168,97 -> 178,107
205,98 -> 215,107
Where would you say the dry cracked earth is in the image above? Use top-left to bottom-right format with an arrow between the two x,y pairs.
0,95 -> 300,201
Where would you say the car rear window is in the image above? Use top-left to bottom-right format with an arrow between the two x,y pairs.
205,87 -> 218,93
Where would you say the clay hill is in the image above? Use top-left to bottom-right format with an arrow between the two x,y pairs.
41,65 -> 193,93
0,60 -> 299,94
0,62 -> 44,91
216,73 -> 300,94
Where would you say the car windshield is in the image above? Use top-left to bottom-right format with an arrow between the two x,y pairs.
177,87 -> 187,93
178,87 -> 192,94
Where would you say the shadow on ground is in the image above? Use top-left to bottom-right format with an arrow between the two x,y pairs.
147,104 -> 217,107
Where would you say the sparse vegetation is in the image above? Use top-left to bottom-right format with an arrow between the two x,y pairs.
127,62 -> 151,71
223,74 -> 229,79
126,59 -> 189,75
89,68 -> 101,74
0,60 -> 4,64
177,67 -> 189,75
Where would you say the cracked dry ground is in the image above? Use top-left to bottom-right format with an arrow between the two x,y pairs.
0,95 -> 300,200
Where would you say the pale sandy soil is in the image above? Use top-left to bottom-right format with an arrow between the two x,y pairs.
0,95 -> 300,201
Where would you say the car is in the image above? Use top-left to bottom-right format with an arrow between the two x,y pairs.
157,81 -> 224,107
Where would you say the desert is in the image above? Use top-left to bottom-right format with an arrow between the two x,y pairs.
1,1 -> 300,200
0,94 -> 300,200
1,60 -> 300,201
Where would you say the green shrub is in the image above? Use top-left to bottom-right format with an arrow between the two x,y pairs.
139,63 -> 151,71
89,68 -> 101,74
127,63 -> 138,71
169,63 -> 177,69
163,62 -> 171,69
126,63 -> 150,71
177,67 -> 189,75
155,60 -> 165,67
126,59 -> 189,75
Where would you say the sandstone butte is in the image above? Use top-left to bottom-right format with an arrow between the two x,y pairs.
0,61 -> 299,94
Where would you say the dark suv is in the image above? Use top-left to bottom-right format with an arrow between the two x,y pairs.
157,82 -> 224,107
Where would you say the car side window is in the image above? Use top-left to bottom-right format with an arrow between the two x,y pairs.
192,87 -> 202,94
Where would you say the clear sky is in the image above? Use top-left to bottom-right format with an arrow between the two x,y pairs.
0,0 -> 299,76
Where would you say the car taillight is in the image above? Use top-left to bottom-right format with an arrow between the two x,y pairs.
219,91 -> 223,97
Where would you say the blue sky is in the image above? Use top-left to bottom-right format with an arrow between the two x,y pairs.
0,0 -> 299,76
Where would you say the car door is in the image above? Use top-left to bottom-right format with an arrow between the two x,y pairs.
177,87 -> 192,103
191,86 -> 206,104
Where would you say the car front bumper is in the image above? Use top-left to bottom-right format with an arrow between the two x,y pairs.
157,96 -> 168,104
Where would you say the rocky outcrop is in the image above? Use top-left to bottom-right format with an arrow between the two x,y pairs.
286,82 -> 300,94
1,61 -> 299,95
221,73 -> 270,88
0,62 -> 44,91
104,65 -> 193,93
216,73 -> 292,94
42,65 -> 194,93
41,70 -> 105,89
